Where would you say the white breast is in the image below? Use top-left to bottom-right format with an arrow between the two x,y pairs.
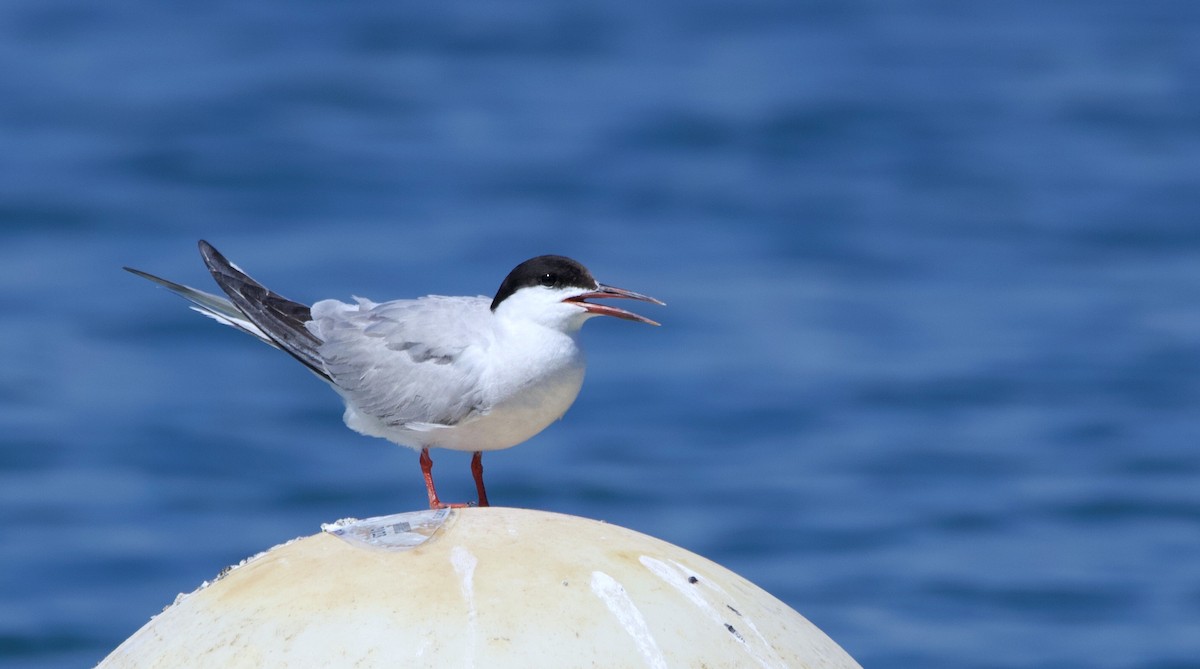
432,360 -> 586,452
438,320 -> 587,452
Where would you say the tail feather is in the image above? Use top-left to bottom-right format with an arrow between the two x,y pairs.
196,240 -> 329,380
125,241 -> 331,382
123,266 -> 277,345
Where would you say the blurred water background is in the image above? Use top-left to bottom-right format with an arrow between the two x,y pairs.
2,1 -> 1199,667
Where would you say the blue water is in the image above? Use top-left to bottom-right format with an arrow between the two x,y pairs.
3,1 -> 1200,667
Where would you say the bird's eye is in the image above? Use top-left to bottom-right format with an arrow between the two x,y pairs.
539,273 -> 556,286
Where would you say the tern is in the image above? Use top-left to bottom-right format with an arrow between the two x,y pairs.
126,241 -> 663,508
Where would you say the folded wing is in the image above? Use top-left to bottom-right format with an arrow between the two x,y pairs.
309,295 -> 495,431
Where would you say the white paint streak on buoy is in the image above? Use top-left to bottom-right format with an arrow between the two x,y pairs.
669,557 -> 782,660
590,571 -> 668,669
451,545 -> 479,668
640,555 -> 787,669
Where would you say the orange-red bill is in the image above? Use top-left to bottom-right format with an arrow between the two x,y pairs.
563,284 -> 664,326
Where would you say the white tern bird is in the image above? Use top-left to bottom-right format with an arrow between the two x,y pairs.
126,241 -> 663,508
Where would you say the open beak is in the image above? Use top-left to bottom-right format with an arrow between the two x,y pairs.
563,284 -> 665,326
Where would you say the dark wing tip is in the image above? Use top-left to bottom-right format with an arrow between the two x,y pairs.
197,240 -> 227,273
192,240 -> 330,381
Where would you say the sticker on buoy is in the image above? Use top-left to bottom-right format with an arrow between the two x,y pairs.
322,509 -> 451,550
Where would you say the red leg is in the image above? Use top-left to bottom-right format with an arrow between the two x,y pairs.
471,451 -> 489,507
420,448 -> 469,509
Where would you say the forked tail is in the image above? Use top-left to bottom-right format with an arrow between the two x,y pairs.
125,240 -> 331,381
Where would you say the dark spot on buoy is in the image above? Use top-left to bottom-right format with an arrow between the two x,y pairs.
688,576 -> 699,584
726,604 -> 741,616
725,623 -> 744,642
724,623 -> 744,647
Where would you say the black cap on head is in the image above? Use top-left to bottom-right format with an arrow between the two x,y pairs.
491,255 -> 598,310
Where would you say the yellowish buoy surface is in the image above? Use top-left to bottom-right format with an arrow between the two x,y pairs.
98,507 -> 861,668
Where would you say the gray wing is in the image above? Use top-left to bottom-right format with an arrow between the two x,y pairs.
308,295 -> 495,429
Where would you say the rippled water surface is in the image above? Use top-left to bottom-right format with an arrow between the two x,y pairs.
2,2 -> 1199,667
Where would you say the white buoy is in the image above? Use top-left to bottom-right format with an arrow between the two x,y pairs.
97,507 -> 861,668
